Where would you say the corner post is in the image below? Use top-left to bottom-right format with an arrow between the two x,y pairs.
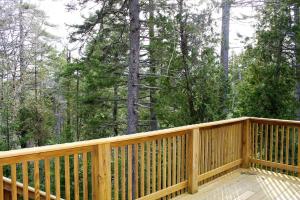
242,119 -> 250,168
98,143 -> 112,200
187,128 -> 200,194
92,143 -> 111,200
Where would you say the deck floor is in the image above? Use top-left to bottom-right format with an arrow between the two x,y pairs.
176,168 -> 300,200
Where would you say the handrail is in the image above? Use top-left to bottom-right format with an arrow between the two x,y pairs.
0,116 -> 299,200
3,176 -> 58,200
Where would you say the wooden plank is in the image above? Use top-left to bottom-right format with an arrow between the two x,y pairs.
265,124 -> 268,163
255,123 -> 258,162
167,138 -> 171,199
114,147 -> 119,200
22,161 -> 28,200
135,144 -> 139,198
286,127 -> 290,168
0,165 -> 3,200
249,158 -> 299,173
158,140 -> 162,191
121,146 -> 126,200
152,140 -> 156,193
270,125 -> 274,165
54,157 -> 61,200
34,160 -> 40,200
64,155 -> 70,200
162,138 -> 167,195
260,124 -> 263,165
45,158 -> 51,200
292,128 -> 295,175
146,142 -> 150,195
128,145 -> 132,200
172,137 -> 176,197
197,159 -> 242,182
140,143 -> 145,197
136,181 -> 188,200
275,125 -> 279,171
177,136 -> 181,195
187,129 -> 199,194
82,153 -> 88,200
280,126 -> 284,172
74,154 -> 79,200
98,143 -> 112,200
298,127 -> 300,177
11,163 -> 17,200
242,120 -> 250,168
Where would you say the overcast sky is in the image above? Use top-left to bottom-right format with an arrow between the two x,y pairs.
26,0 -> 257,56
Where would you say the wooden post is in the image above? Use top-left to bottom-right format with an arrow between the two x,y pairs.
187,128 -> 199,194
242,119 -> 250,168
97,143 -> 112,200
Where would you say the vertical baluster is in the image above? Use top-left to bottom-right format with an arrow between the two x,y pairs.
251,123 -> 255,166
128,145 -> 132,200
260,124 -> 263,169
0,165 -> 3,200
114,148 -> 119,200
275,125 -> 279,172
270,125 -> 274,171
146,142 -> 150,195
255,124 -> 258,166
265,124 -> 269,165
22,161 -> 28,200
82,153 -> 88,200
74,154 -> 79,200
55,157 -> 61,200
177,136 -> 181,195
152,140 -> 156,193
158,140 -> 162,192
292,128 -> 296,175
162,138 -> 167,199
172,137 -> 176,197
140,143 -> 145,197
11,163 -> 17,200
286,127 -> 290,174
298,127 -> 300,177
167,137 -> 171,199
135,144 -> 139,198
121,146 -> 126,200
34,160 -> 40,200
45,158 -> 51,200
280,126 -> 284,173
65,156 -> 70,200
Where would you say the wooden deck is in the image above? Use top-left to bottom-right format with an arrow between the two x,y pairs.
176,168 -> 300,200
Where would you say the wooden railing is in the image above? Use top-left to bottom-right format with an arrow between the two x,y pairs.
249,118 -> 300,175
0,117 -> 299,200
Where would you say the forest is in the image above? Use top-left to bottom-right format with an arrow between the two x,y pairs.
0,0 -> 299,151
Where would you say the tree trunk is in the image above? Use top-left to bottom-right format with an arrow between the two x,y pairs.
19,0 -> 25,105
294,5 -> 300,119
221,0 -> 231,80
128,0 -> 140,198
113,84 -> 119,136
149,0 -> 158,131
178,0 -> 197,123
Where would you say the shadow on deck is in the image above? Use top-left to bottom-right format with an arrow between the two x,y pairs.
176,168 -> 300,200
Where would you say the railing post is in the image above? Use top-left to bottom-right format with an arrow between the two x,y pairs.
187,128 -> 199,194
92,143 -> 111,200
242,119 -> 250,168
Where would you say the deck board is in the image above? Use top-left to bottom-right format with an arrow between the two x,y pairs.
175,168 -> 300,200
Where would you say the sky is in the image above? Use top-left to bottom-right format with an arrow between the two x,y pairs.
26,0 -> 258,56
